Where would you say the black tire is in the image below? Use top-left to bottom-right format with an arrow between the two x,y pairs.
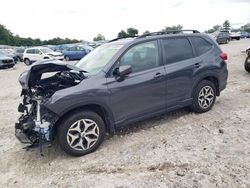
190,80 -> 216,113
245,56 -> 250,73
24,58 -> 31,65
65,56 -> 70,61
58,111 -> 106,157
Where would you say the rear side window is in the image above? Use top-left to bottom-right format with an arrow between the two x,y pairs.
26,49 -> 34,54
162,37 -> 193,64
190,37 -> 213,56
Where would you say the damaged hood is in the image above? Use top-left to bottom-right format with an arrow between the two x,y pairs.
19,59 -> 83,89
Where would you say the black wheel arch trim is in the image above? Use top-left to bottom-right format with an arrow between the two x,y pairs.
50,101 -> 116,135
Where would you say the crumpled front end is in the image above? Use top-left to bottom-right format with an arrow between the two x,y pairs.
15,95 -> 57,146
15,60 -> 86,148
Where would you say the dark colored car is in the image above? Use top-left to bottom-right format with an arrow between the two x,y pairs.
14,47 -> 26,62
15,31 -> 228,156
216,32 -> 231,44
63,46 -> 89,61
0,51 -> 15,68
0,49 -> 18,63
245,47 -> 250,73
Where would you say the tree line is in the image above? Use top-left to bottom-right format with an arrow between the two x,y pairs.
0,24 -> 80,46
1,21 -> 250,46
206,20 -> 250,33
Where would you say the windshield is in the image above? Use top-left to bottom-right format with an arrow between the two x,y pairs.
40,48 -> 53,53
75,43 -> 123,75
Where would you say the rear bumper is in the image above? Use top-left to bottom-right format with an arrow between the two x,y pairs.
218,63 -> 228,93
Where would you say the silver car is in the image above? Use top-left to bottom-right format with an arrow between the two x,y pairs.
0,51 -> 15,68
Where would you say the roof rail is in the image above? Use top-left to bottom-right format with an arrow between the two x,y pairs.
137,30 -> 200,38
108,35 -> 138,43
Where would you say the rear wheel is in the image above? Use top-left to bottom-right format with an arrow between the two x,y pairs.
24,58 -> 31,65
245,56 -> 250,73
58,111 -> 106,156
191,80 -> 216,113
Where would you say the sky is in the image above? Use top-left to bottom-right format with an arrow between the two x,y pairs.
0,0 -> 250,41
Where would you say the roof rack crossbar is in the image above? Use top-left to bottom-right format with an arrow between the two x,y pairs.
137,30 -> 200,38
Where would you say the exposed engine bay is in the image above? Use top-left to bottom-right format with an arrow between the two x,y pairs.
15,60 -> 86,150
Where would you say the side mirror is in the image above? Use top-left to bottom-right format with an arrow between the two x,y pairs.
115,65 -> 132,77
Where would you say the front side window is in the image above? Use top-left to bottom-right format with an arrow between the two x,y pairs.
119,41 -> 160,73
162,37 -> 193,64
35,49 -> 41,54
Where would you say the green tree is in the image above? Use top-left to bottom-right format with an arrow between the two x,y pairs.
126,27 -> 138,36
117,28 -> 139,38
241,23 -> 250,33
207,25 -> 222,33
93,34 -> 105,41
143,30 -> 150,35
117,30 -> 128,38
223,20 -> 231,31
0,24 -> 81,46
0,24 -> 12,45
163,24 -> 183,31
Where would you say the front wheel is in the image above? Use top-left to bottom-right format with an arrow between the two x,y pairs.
190,80 -> 216,113
245,56 -> 250,73
58,111 -> 106,156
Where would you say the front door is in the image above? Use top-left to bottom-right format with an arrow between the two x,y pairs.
106,40 -> 167,124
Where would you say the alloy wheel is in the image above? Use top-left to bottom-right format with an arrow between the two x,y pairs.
198,86 -> 214,109
67,119 -> 99,151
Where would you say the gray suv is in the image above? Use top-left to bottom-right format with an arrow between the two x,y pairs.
15,30 -> 228,156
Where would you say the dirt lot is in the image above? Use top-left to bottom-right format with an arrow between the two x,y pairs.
0,39 -> 250,188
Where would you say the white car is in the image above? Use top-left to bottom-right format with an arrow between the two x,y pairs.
23,47 -> 64,65
230,29 -> 241,40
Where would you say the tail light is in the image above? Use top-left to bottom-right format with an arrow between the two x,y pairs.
220,52 -> 228,60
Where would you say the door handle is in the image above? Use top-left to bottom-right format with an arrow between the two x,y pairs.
194,63 -> 200,68
154,72 -> 164,79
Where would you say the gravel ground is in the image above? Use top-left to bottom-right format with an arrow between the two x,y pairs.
0,39 -> 250,188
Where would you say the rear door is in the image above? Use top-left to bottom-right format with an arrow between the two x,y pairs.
161,37 -> 202,109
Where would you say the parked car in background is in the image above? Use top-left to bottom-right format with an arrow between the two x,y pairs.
78,45 -> 93,53
16,30 -> 228,156
63,45 -> 89,61
14,47 -> 26,62
240,31 -> 250,38
216,32 -> 231,44
23,47 -> 64,65
0,51 -> 15,68
230,29 -> 241,40
0,49 -> 18,63
54,44 -> 73,52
